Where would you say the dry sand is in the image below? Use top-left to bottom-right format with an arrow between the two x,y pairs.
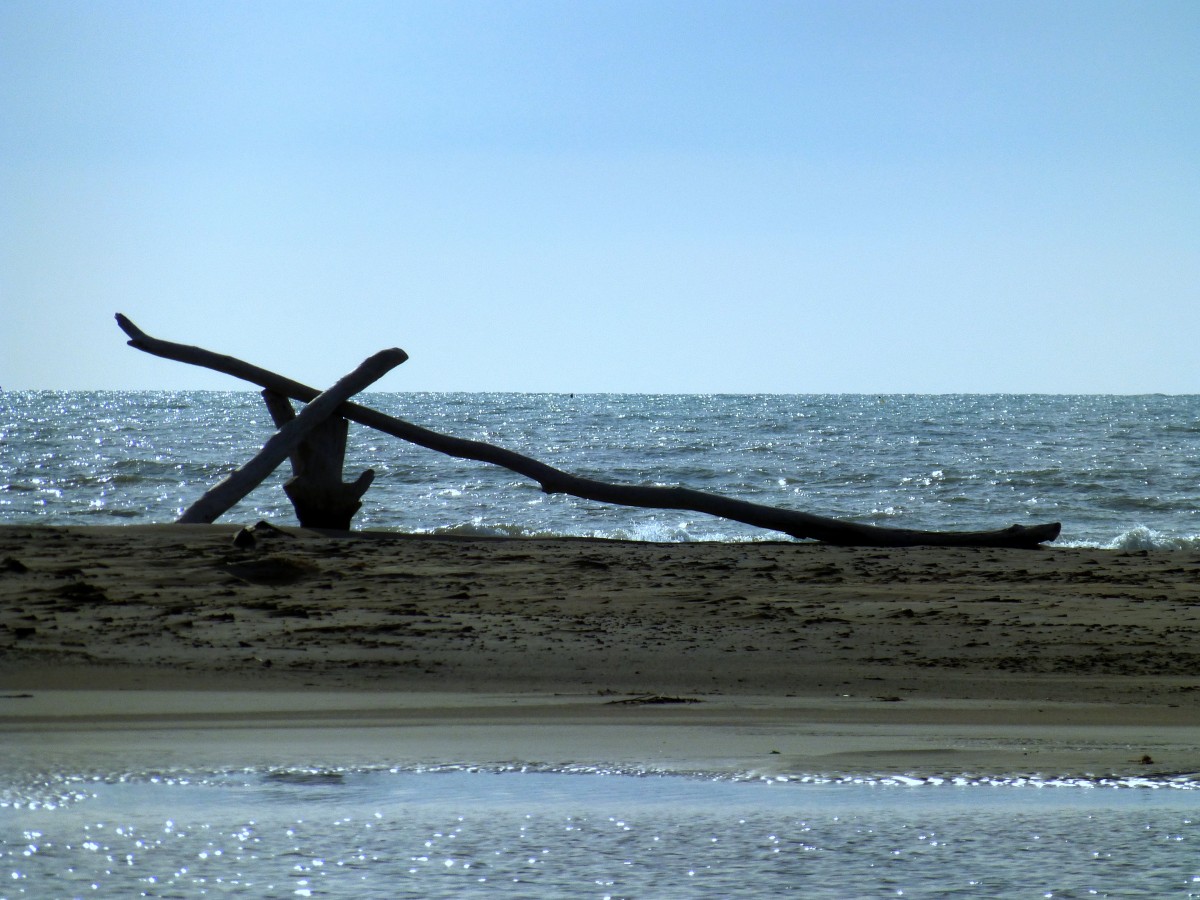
2,523 -> 1199,780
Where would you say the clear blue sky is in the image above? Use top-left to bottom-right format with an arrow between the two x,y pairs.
3,0 -> 1197,393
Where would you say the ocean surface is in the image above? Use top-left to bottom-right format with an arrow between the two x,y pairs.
3,391 -> 1200,547
3,768 -> 1200,899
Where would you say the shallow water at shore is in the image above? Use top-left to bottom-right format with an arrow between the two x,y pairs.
4,769 -> 1199,898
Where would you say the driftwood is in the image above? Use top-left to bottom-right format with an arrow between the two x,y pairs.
262,390 -> 376,529
117,314 -> 1061,548
176,347 -> 406,524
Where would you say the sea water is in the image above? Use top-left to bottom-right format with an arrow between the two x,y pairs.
3,391 -> 1200,547
3,768 -> 1199,899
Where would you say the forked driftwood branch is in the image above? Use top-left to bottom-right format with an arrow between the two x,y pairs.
116,314 -> 1061,547
177,348 -> 407,524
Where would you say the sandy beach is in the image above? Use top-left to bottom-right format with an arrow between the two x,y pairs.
2,524 -> 1199,780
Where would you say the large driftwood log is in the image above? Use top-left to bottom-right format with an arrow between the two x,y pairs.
117,314 -> 1061,547
262,390 -> 376,529
176,347 -> 406,524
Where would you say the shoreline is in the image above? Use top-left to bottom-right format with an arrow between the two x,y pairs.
4,690 -> 1200,785
3,524 -> 1200,780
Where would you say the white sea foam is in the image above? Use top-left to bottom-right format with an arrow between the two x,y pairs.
1059,525 -> 1200,551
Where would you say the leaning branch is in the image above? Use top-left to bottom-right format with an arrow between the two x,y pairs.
116,314 -> 1061,547
177,348 -> 407,523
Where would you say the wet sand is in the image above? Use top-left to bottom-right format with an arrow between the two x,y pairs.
2,524 -> 1199,779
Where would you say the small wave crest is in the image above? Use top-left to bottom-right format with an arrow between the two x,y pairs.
418,521 -> 569,540
1061,525 -> 1200,551
416,519 -> 769,543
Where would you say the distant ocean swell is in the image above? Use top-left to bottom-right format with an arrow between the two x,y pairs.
3,392 -> 1200,548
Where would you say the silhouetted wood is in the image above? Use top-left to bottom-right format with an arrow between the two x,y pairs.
118,314 -> 1061,547
262,390 -> 375,530
176,347 -> 406,524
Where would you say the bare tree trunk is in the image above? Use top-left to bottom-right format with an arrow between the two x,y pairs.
176,347 -> 406,524
118,314 -> 1060,547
